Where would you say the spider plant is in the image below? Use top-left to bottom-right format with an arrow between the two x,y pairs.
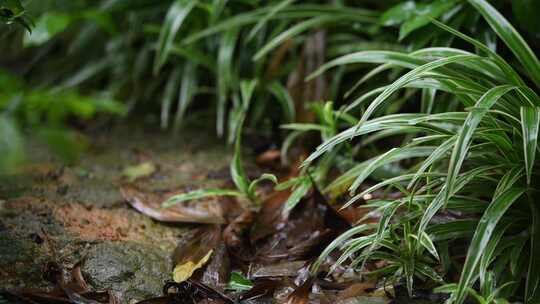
161,79 -> 277,208
3,0 -> 384,143
306,0 -> 540,303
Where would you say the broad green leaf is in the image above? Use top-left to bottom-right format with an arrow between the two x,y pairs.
162,188 -> 243,208
520,107 -> 540,185
379,1 -> 416,26
226,272 -> 253,292
453,187 -> 525,304
399,0 -> 459,40
154,0 -> 197,73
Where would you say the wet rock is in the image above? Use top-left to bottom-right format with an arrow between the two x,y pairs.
0,229 -> 46,289
81,241 -> 172,303
0,125 -> 238,302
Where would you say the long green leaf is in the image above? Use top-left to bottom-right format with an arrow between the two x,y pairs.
160,67 -> 182,129
173,62 -> 198,132
445,85 -> 516,204
520,107 -> 540,185
162,188 -> 243,208
357,55 -> 479,126
312,224 -> 374,273
468,0 -> 540,87
453,187 -> 525,304
247,0 -> 296,41
527,197 -> 540,303
154,0 -> 197,73
216,28 -> 238,137
253,15 -> 335,61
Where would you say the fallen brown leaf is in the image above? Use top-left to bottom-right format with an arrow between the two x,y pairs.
121,185 -> 227,224
172,226 -> 221,283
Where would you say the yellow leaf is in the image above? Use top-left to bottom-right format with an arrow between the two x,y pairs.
172,249 -> 213,283
121,162 -> 156,182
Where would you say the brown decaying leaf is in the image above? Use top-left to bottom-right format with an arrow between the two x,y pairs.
256,148 -> 282,169
238,279 -> 283,302
5,258 -> 118,304
135,280 -> 234,304
251,187 -> 349,263
201,243 -> 230,291
250,261 -> 307,278
223,210 -> 254,263
283,278 -> 313,304
172,225 -> 221,283
250,190 -> 290,244
120,185 -> 227,224
337,283 -> 377,300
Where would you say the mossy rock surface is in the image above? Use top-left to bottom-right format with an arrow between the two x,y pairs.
0,124 -> 241,303
81,241 -> 171,302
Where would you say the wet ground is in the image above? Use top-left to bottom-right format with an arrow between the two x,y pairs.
0,123 -> 446,304
0,124 -> 241,302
